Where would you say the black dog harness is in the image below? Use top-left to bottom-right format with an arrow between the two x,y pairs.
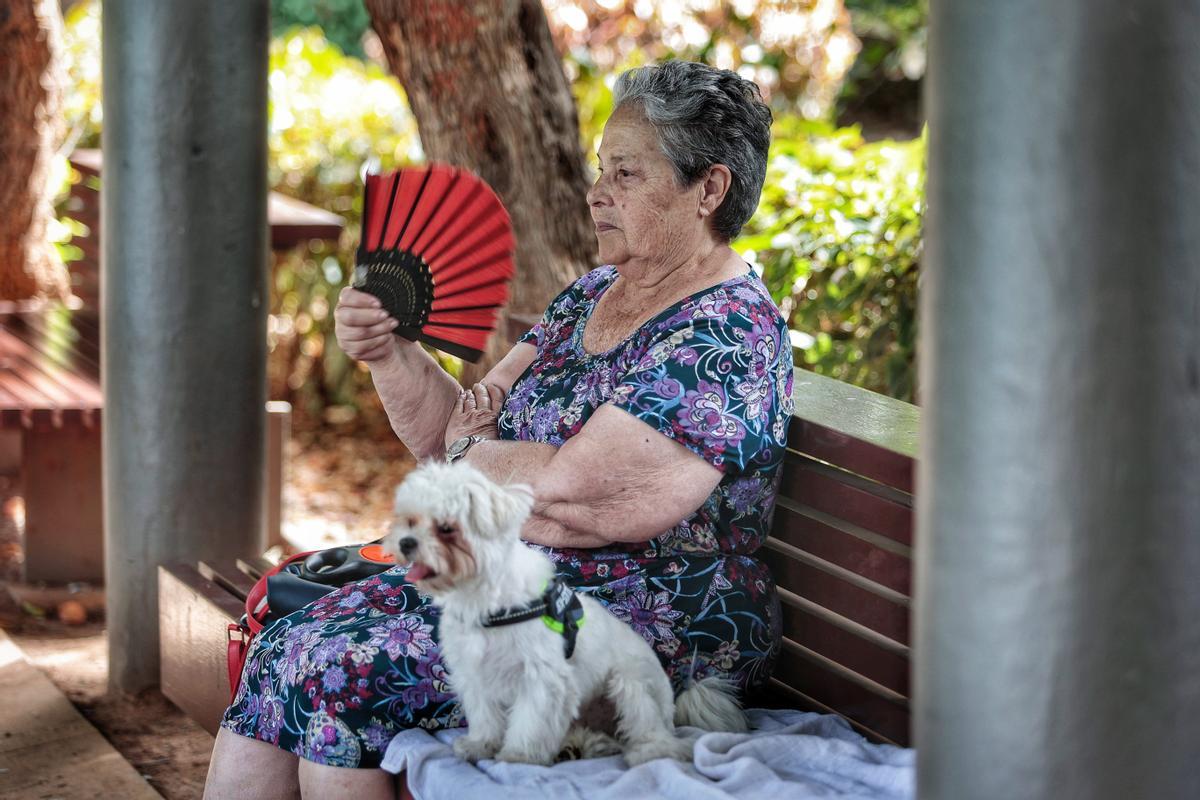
480,577 -> 586,659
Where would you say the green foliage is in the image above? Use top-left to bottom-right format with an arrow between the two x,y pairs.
838,0 -> 927,128
736,119 -> 925,402
265,30 -> 450,425
61,1 -> 102,149
271,0 -> 371,59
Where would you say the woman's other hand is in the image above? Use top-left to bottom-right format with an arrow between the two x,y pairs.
444,382 -> 507,448
334,286 -> 402,364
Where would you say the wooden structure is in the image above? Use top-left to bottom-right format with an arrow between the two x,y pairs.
158,358 -> 919,749
0,151 -> 342,584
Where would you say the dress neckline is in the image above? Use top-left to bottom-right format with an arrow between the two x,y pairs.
575,264 -> 757,359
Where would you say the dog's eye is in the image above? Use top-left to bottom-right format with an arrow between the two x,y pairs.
435,522 -> 456,538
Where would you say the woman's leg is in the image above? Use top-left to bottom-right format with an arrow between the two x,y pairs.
203,727 -> 300,800
297,760 -> 397,800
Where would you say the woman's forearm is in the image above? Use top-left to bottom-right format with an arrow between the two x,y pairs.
368,338 -> 461,460
461,439 -> 614,548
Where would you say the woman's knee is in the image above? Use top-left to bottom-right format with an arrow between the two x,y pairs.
297,759 -> 397,800
204,727 -> 300,800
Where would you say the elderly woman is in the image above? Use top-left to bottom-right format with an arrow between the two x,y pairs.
205,60 -> 793,799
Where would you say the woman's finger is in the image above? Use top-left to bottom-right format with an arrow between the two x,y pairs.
485,382 -> 506,408
342,332 -> 393,357
339,318 -> 399,340
473,382 -> 490,410
335,305 -> 392,329
338,286 -> 382,308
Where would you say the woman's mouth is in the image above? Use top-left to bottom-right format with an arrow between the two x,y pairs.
594,222 -> 617,232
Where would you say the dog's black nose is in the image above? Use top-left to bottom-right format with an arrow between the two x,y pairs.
398,537 -> 418,557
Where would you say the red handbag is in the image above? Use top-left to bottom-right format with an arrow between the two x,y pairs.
226,550 -> 315,703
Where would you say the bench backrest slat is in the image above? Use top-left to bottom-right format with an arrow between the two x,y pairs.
769,366 -> 918,746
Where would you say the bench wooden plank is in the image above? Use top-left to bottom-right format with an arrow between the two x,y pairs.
198,558 -> 259,600
778,454 -> 913,546
762,543 -> 910,645
159,564 -> 245,736
0,328 -> 104,408
775,642 -> 910,745
778,596 -> 909,696
0,307 -> 101,382
787,367 -> 918,470
772,505 -> 911,595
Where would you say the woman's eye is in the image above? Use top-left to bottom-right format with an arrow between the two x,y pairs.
617,169 -> 632,178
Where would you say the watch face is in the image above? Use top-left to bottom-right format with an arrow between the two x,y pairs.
448,437 -> 472,457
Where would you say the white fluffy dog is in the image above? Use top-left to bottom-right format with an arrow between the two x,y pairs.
383,461 -> 743,766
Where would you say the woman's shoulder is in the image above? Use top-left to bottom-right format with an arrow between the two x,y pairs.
654,270 -> 787,338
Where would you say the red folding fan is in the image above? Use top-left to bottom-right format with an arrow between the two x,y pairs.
352,164 -> 515,362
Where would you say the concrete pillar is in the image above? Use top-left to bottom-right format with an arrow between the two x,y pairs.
918,2 -> 1200,797
102,0 -> 270,692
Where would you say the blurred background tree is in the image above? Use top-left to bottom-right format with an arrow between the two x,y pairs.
0,0 -> 71,302
55,0 -> 927,431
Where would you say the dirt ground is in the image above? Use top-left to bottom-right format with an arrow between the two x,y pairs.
0,429 -> 416,799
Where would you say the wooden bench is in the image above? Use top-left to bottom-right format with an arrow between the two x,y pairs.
158,357 -> 918,749
0,150 -> 347,584
0,300 -> 293,583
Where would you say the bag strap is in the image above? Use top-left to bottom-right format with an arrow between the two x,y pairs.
227,550 -> 316,704
243,550 -> 317,635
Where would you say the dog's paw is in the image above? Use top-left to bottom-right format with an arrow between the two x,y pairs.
453,735 -> 500,763
495,745 -> 556,766
559,726 -> 622,760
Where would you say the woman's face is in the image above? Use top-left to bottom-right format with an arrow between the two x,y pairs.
587,105 -> 711,269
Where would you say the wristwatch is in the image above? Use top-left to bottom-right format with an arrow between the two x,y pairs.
446,435 -> 485,463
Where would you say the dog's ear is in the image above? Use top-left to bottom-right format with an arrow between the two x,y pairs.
466,481 -> 535,536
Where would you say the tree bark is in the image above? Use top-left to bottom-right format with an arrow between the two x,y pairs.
0,0 -> 70,302
364,0 -> 597,382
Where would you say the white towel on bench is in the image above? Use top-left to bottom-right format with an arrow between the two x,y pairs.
380,708 -> 914,799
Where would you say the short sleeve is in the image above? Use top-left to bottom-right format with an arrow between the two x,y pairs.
517,320 -> 543,348
609,306 -> 792,473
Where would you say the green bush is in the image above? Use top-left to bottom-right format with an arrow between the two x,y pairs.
736,118 -> 924,402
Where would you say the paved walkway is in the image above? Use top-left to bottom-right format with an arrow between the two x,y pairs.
0,627 -> 161,799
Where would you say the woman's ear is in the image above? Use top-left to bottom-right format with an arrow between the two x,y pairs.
698,164 -> 733,218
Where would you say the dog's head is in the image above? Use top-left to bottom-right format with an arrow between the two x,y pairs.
383,461 -> 534,596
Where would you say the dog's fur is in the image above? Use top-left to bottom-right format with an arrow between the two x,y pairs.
383,461 -> 745,766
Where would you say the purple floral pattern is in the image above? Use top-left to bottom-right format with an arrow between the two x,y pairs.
221,265 -> 792,769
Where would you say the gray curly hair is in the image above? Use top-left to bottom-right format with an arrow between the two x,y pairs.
611,61 -> 773,242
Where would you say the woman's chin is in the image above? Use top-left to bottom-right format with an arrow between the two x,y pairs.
597,247 -> 630,267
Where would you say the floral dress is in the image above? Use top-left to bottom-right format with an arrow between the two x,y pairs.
220,265 -> 795,768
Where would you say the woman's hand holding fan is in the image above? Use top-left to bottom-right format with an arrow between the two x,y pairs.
333,285 -> 402,365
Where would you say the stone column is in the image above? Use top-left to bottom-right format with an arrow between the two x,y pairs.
102,0 -> 270,692
918,2 -> 1200,797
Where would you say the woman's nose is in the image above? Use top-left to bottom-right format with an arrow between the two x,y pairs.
587,174 -> 611,208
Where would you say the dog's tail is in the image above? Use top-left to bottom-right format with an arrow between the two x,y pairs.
674,676 -> 748,732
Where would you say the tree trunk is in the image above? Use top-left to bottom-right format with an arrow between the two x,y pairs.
0,0 -> 70,302
364,0 -> 597,382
